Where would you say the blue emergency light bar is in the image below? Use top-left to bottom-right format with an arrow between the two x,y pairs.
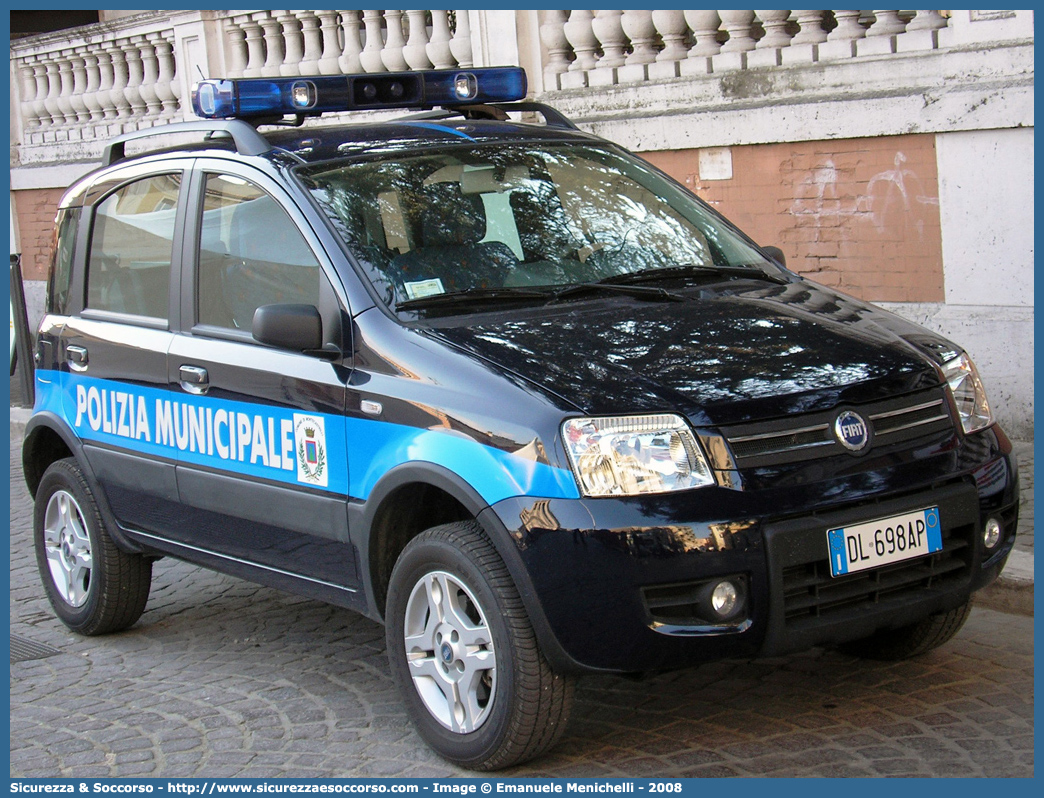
191,67 -> 528,120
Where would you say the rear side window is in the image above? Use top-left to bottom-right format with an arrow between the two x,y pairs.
197,173 -> 320,331
47,208 -> 80,315
86,173 -> 181,320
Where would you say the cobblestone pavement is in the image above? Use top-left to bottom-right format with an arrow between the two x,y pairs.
9,443 -> 1034,778
1012,441 -> 1034,555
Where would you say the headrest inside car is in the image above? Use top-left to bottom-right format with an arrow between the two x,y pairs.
419,182 -> 486,247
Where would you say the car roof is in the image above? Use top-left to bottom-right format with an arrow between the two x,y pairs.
262,116 -> 601,165
60,105 -> 605,208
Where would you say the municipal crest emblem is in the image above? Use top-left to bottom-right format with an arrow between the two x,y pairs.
294,414 -> 328,487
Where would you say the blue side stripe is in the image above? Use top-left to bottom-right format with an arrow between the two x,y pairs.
345,416 -> 578,504
34,370 -> 579,505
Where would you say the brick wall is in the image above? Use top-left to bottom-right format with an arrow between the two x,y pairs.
13,187 -> 65,282
644,134 -> 944,303
12,136 -> 946,302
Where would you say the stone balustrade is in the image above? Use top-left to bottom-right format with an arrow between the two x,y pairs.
218,10 -> 474,79
13,19 -> 182,146
9,9 -> 1033,166
540,10 -> 956,89
9,9 -> 477,162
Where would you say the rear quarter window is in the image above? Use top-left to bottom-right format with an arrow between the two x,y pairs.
47,208 -> 80,316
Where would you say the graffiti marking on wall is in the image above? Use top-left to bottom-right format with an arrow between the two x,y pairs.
859,152 -> 940,236
788,152 -> 939,240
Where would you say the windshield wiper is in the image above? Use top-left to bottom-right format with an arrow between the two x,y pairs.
396,279 -> 690,313
600,263 -> 789,287
549,282 -> 684,303
396,282 -> 684,312
395,286 -> 553,312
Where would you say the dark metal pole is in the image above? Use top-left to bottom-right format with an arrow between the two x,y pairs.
10,253 -> 36,407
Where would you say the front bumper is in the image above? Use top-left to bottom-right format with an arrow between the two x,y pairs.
488,426 -> 1019,674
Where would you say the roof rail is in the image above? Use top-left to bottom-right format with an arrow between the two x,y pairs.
101,120 -> 273,167
495,102 -> 579,130
396,102 -> 579,131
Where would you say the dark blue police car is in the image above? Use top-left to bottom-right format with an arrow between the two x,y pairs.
23,67 -> 1019,770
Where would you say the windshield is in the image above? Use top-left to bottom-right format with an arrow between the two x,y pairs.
298,143 -> 777,313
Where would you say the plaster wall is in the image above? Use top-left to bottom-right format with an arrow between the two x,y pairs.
936,128 -> 1034,308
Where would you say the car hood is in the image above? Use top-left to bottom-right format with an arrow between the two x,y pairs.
425,279 -> 954,427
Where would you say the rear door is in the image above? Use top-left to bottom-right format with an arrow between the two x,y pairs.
163,159 -> 358,592
58,163 -> 189,537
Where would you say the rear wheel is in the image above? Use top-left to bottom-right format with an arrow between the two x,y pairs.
838,600 -> 973,660
385,521 -> 575,771
33,458 -> 152,635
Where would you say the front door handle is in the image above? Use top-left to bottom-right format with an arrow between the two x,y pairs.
66,345 -> 88,372
179,365 -> 209,395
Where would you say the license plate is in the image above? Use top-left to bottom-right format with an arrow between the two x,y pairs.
826,507 -> 942,577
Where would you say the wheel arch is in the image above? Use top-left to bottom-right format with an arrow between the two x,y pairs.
22,413 -> 77,499
357,462 -> 486,622
22,412 -> 146,554
355,461 -> 590,675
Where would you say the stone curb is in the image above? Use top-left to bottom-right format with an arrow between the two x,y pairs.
9,405 -> 1033,616
975,549 -> 1034,617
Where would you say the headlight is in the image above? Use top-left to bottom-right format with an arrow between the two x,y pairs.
562,414 -> 714,497
941,353 -> 994,435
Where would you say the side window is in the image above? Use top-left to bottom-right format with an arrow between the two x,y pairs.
48,208 -> 80,315
86,173 -> 180,319
198,174 -> 320,330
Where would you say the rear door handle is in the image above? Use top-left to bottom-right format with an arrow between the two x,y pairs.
179,365 -> 209,395
66,345 -> 88,372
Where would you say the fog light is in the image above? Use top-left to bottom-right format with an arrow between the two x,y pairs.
710,580 -> 739,618
983,517 -> 1002,549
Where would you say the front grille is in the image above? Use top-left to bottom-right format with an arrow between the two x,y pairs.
717,388 -> 954,468
781,521 -> 974,621
728,424 -> 831,460
870,399 -> 951,438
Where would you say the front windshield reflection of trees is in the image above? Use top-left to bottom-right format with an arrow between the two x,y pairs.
300,145 -> 768,312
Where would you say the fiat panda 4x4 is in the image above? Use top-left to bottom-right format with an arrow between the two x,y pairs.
23,68 -> 1019,770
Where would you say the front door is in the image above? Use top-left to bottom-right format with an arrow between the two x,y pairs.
162,162 -> 357,593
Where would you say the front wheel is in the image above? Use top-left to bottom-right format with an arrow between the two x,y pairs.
838,600 -> 973,660
33,458 -> 152,635
385,521 -> 575,771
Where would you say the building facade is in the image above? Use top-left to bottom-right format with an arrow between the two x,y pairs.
9,9 -> 1034,436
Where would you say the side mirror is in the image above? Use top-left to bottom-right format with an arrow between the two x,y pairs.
762,245 -> 787,268
252,303 -> 323,352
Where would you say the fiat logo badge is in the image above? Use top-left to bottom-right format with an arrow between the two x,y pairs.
834,410 -> 869,452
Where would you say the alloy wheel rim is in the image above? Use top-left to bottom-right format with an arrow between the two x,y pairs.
403,570 -> 496,733
43,490 -> 93,608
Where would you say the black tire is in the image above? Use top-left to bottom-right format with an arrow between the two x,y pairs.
838,600 -> 973,660
33,458 -> 152,635
385,520 -> 575,771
